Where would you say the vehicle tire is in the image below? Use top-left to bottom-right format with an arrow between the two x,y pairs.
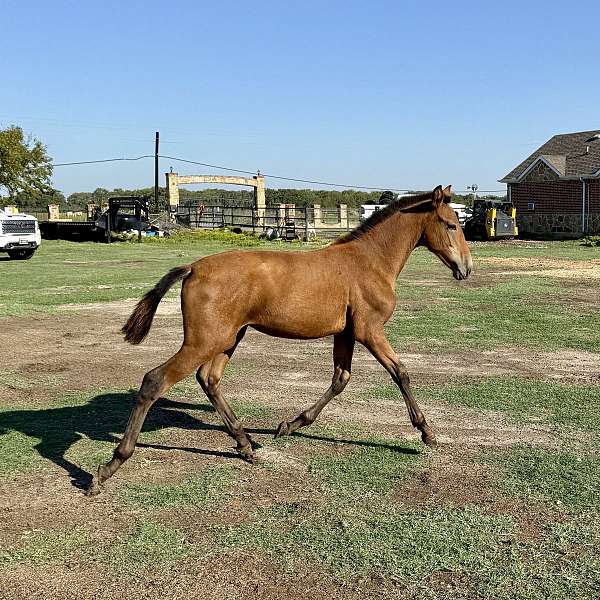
7,248 -> 36,260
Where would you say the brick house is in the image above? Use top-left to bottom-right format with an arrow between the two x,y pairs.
500,130 -> 600,237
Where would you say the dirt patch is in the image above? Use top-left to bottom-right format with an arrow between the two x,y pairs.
478,256 -> 600,279
478,257 -> 600,269
0,554 -> 391,600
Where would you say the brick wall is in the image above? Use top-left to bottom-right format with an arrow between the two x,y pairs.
510,180 -> 583,214
588,179 -> 600,213
508,176 -> 600,237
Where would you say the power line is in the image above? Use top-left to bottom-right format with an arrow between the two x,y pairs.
159,155 -> 411,192
53,155 -> 153,167
52,153 -> 505,193
159,155 -> 504,193
157,155 -> 255,175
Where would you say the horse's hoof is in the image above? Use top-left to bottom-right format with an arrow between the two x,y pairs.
422,431 -> 438,448
238,444 -> 255,464
85,478 -> 101,497
274,421 -> 289,438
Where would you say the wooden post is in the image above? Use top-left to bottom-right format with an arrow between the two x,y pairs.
304,206 -> 309,240
48,204 -> 60,221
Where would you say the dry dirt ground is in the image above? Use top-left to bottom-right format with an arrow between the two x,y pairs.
1,296 -> 599,599
478,256 -> 600,279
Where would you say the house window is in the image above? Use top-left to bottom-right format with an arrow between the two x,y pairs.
527,202 -> 535,210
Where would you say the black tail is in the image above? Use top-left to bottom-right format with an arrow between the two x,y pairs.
121,265 -> 191,344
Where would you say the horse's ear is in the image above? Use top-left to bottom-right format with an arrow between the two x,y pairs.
432,185 -> 444,207
443,185 -> 452,203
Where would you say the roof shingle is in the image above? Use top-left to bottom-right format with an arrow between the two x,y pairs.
501,129 -> 600,182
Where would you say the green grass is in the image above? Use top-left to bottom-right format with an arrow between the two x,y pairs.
2,238 -> 600,596
119,466 -> 233,509
389,243 -> 600,352
484,445 -> 600,510
308,437 -> 422,497
0,430 -> 48,476
103,522 -> 191,572
0,370 -> 64,391
471,518 -> 600,600
220,503 -> 513,583
0,529 -> 90,566
465,444 -> 600,599
390,377 -> 600,432
0,522 -> 193,573
0,371 -> 33,391
230,398 -> 273,420
388,271 -> 600,351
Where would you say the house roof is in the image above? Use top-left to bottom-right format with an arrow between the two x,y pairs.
500,129 -> 600,182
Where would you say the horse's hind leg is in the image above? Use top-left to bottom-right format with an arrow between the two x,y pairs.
86,344 -> 203,495
196,328 -> 255,462
275,332 -> 354,438
362,331 -> 436,447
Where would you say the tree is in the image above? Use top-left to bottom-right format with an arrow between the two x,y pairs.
13,189 -> 66,210
0,126 -> 53,203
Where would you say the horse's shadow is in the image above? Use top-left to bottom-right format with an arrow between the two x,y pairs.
0,391 -> 249,490
0,390 -> 419,491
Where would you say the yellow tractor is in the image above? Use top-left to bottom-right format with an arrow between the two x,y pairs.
464,199 -> 518,240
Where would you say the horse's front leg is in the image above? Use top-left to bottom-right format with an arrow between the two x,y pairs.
275,331 -> 354,437
361,330 -> 436,447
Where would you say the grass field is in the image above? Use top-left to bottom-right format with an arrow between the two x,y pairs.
1,235 -> 599,599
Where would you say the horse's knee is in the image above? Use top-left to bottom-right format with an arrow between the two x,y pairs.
394,365 -> 410,388
140,368 -> 163,402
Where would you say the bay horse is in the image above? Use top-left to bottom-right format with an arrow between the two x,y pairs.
87,185 -> 472,495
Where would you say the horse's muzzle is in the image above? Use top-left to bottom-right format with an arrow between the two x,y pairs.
452,258 -> 472,280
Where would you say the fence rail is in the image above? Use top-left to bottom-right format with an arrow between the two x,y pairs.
176,203 -> 362,239
16,202 -> 366,241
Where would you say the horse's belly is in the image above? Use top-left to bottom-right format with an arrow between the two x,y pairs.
250,304 -> 346,340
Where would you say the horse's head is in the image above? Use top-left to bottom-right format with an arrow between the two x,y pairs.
420,185 -> 473,280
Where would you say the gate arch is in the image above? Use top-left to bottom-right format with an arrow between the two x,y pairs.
166,172 -> 266,224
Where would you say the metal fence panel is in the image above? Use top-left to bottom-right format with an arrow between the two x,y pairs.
175,202 -> 362,240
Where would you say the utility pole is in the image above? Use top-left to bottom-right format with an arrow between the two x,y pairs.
154,131 -> 159,210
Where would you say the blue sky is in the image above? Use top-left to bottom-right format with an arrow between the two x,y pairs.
2,0 -> 599,197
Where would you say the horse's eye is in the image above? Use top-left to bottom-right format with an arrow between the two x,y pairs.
447,223 -> 457,231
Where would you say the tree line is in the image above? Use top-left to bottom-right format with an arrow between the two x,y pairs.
52,186 -> 481,210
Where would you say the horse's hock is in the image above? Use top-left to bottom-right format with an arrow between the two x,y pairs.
166,172 -> 266,223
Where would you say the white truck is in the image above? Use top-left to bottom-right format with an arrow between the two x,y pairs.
360,200 -> 472,228
448,202 -> 472,228
0,208 -> 41,259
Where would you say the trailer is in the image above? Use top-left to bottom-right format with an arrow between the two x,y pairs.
38,196 -> 151,242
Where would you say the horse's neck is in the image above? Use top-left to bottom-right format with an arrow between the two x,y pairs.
354,211 -> 425,279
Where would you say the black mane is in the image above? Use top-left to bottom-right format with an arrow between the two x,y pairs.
333,190 -> 433,245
